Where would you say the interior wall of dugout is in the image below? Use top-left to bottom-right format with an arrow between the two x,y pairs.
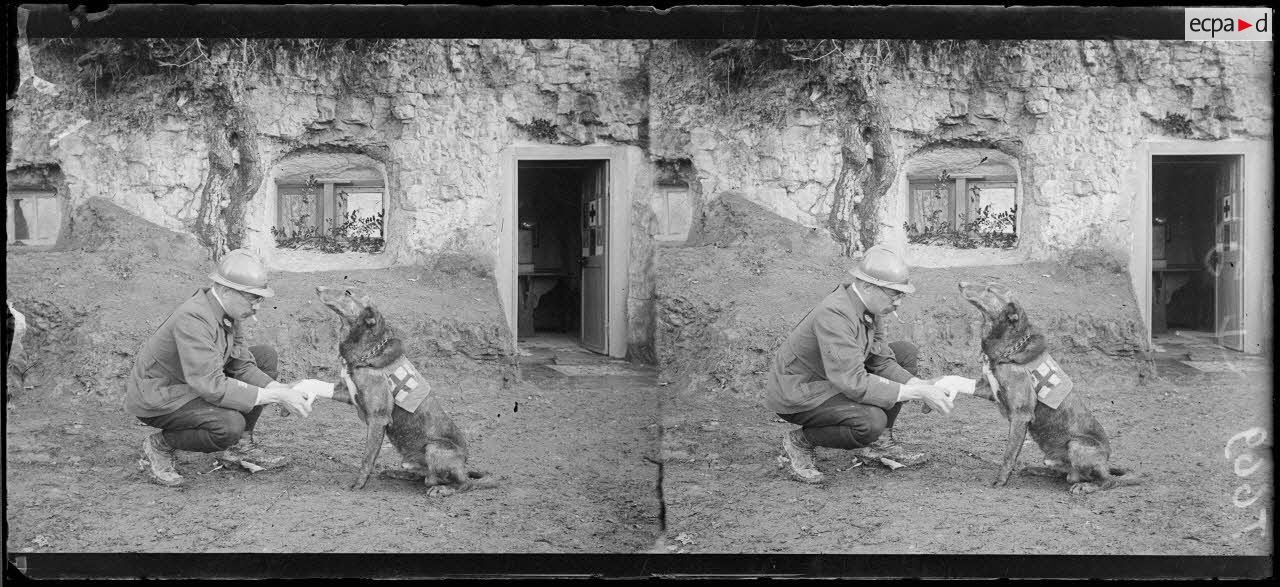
516,160 -> 615,341
1150,156 -> 1228,335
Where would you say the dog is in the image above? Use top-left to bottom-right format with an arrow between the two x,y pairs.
316,285 -> 497,496
959,281 -> 1141,494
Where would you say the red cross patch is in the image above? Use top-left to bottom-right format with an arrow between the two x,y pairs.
1029,353 -> 1073,409
387,358 -> 432,413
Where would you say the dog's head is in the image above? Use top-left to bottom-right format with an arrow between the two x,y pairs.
316,285 -> 378,328
958,281 -> 1018,321
960,280 -> 1043,361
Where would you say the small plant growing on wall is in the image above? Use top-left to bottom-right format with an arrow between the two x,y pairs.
904,172 -> 1017,249
1155,113 -> 1194,137
270,174 -> 385,254
905,206 -> 1018,250
271,210 -> 385,253
522,118 -> 558,141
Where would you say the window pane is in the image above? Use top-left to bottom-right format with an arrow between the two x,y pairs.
651,189 -> 691,242
649,192 -> 669,235
279,192 -> 316,236
969,183 -> 1016,234
342,191 -> 383,238
35,197 -> 62,243
667,189 -> 691,237
6,199 -> 19,243
910,182 -> 953,230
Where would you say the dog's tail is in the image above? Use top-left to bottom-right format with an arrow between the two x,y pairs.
1100,466 -> 1144,488
458,469 -> 500,491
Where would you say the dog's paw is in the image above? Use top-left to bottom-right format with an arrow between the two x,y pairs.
425,485 -> 457,498
349,475 -> 370,490
381,468 -> 427,481
990,476 -> 1009,487
1069,482 -> 1099,495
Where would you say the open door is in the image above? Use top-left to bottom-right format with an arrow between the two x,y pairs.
1214,156 -> 1244,351
579,162 -> 608,353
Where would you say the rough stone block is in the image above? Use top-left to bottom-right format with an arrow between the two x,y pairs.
975,90 -> 1003,119
1026,99 -> 1050,117
556,91 -> 575,114
126,162 -> 150,184
605,122 -> 635,141
1073,179 -> 1095,197
392,104 -> 416,120
949,91 -> 969,117
160,116 -> 190,133
1034,179 -> 1057,206
780,125 -> 810,150
575,93 -> 599,117
342,98 -> 374,126
499,91 -> 519,111
58,134 -> 87,157
542,66 -> 569,85
758,157 -> 782,180
689,128 -> 717,151
316,96 -> 336,122
788,109 -> 822,127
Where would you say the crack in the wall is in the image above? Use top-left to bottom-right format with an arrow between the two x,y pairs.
644,451 -> 667,534
647,455 -> 667,533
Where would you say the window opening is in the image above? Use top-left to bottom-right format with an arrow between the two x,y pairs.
7,190 -> 60,246
272,176 -> 385,253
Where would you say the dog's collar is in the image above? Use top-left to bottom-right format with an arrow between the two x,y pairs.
992,331 -> 1035,364
348,336 -> 393,368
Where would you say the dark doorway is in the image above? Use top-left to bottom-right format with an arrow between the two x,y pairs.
1151,155 -> 1243,348
516,160 -> 607,347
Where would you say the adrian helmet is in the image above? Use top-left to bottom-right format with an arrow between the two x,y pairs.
209,249 -> 274,298
849,245 -> 915,294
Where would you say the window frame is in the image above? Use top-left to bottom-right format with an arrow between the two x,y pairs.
651,183 -> 692,242
7,189 -> 61,246
275,178 -> 385,240
908,173 -> 1019,237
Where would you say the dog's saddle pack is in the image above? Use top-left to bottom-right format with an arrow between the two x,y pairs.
385,356 -> 432,413
1027,352 -> 1073,409
986,352 -> 1074,409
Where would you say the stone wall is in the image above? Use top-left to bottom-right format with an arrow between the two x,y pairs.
9,38 -> 1272,359
11,39 -> 651,263
10,38 -> 655,355
649,40 -> 1273,261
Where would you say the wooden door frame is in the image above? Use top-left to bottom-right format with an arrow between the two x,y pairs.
499,146 -> 631,358
1132,140 -> 1272,354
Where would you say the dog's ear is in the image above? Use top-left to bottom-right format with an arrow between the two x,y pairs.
357,305 -> 381,328
1004,302 -> 1020,323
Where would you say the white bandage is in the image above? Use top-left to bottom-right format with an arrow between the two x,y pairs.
935,375 -> 977,396
293,379 -> 336,399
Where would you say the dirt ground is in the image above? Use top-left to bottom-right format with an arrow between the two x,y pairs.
4,195 -> 1273,560
660,359 -> 1271,555
655,197 -> 1273,555
5,243 -> 661,553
